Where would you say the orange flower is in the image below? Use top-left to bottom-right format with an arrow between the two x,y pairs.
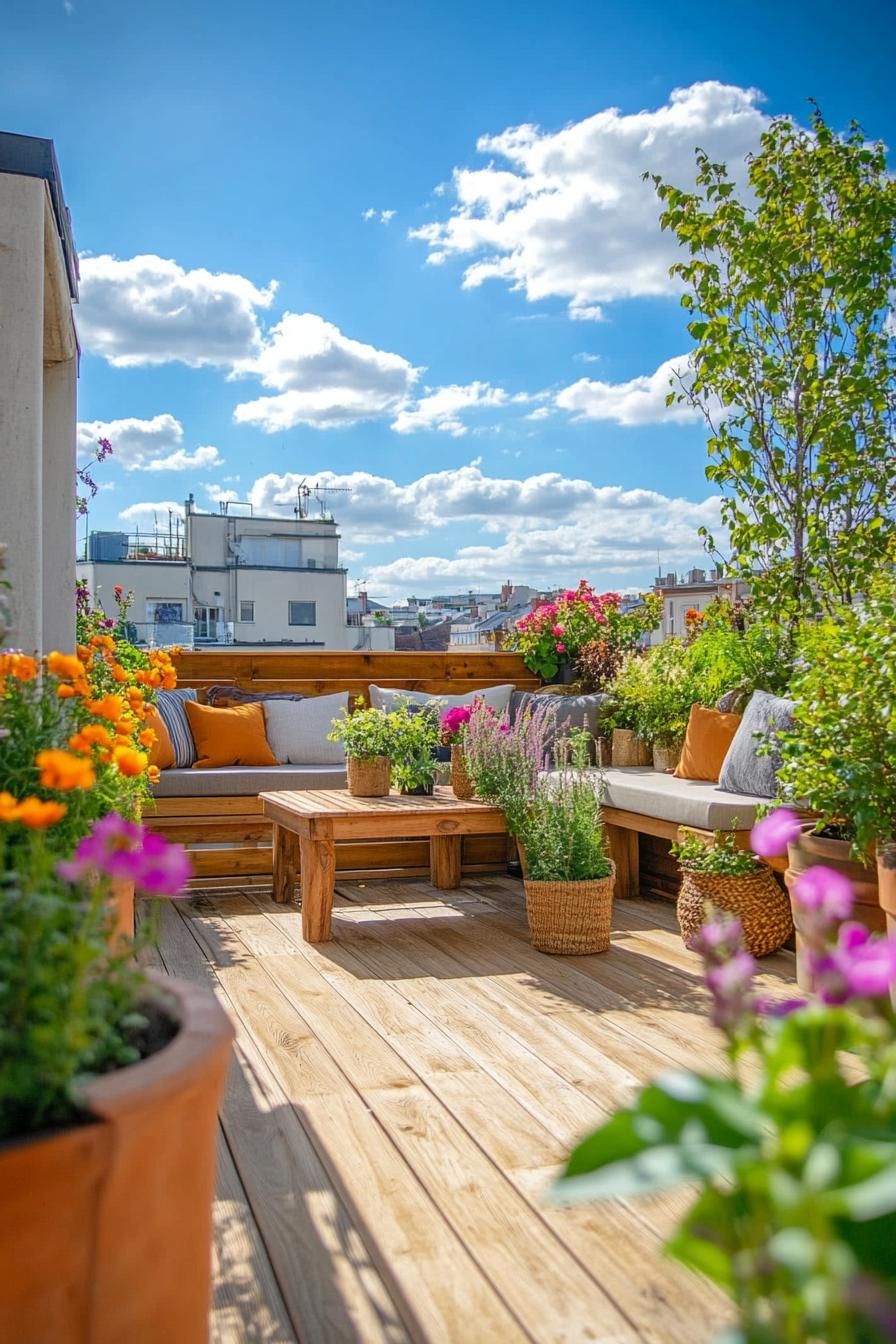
0,792 -> 21,821
68,724 -> 113,753
138,728 -> 157,748
87,694 -> 127,722
16,797 -> 67,828
36,749 -> 96,791
0,653 -> 38,681
114,714 -> 139,736
147,765 -> 161,784
89,634 -> 115,653
110,663 -> 130,683
46,651 -> 86,682
77,644 -> 91,661
57,684 -> 78,699
112,745 -> 148,778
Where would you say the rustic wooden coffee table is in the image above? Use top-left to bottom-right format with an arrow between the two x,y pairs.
259,787 -> 507,942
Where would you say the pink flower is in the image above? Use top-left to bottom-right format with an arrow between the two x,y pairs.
792,864 -> 855,922
58,812 -> 191,899
552,624 -> 565,636
440,705 -> 474,741
810,923 -> 896,1004
750,808 -> 803,858
555,642 -> 566,653
705,951 -> 757,1030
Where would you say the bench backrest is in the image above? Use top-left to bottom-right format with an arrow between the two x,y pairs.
171,650 -> 539,703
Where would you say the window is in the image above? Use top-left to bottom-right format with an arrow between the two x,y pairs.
288,601 -> 316,626
239,600 -> 255,623
146,600 -> 184,625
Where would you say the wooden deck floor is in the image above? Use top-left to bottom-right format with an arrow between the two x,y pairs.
152,876 -> 796,1344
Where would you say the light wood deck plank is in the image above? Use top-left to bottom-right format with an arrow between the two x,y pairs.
156,877 -> 797,1343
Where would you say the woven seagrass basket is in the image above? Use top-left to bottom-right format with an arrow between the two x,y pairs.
450,745 -> 476,800
347,755 -> 391,797
524,862 -> 616,955
677,866 -> 793,957
611,729 -> 652,767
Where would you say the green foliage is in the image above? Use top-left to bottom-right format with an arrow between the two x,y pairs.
328,700 -> 395,760
0,830 -> 149,1140
776,577 -> 896,854
671,828 -> 761,876
463,699 -> 555,838
648,106 -> 896,623
386,701 -> 440,792
557,993 -> 896,1342
519,731 -> 612,882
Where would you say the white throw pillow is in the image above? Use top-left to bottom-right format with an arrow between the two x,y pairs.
263,693 -> 348,766
368,683 -> 514,716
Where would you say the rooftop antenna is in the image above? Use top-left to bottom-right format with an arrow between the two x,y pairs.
311,481 -> 351,518
294,479 -> 312,519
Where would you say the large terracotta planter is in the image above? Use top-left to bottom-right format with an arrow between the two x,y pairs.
347,755 -> 390,797
786,825 -> 884,988
0,974 -> 234,1344
877,841 -> 896,936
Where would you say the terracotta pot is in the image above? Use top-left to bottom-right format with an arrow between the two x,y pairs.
652,743 -> 681,773
611,729 -> 651,767
786,824 -> 884,988
877,841 -> 896,935
0,974 -> 234,1344
524,863 -> 615,955
347,755 -> 390,797
108,877 -> 135,945
450,745 -> 475,800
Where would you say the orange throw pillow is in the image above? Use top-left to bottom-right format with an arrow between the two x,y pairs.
674,704 -> 743,783
184,700 -> 277,769
146,705 -> 175,770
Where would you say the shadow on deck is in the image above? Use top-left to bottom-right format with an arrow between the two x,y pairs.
152,876 -> 795,1344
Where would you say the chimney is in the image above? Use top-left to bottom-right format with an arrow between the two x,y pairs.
529,596 -> 541,611
359,590 -> 369,615
689,567 -> 706,584
665,573 -> 676,588
500,581 -> 513,605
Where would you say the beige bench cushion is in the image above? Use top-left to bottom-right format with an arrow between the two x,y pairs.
543,766 -> 766,831
152,764 -> 347,798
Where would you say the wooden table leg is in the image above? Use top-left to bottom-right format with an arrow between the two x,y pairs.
300,836 -> 336,941
272,825 -> 300,904
430,835 -> 462,889
605,823 -> 638,900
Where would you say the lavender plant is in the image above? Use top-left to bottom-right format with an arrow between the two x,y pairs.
462,699 -> 555,837
556,809 -> 896,1343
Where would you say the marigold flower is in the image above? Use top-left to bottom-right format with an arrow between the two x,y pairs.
57,684 -> 79,699
16,797 -> 67,828
112,745 -> 148,777
0,791 -> 22,822
36,749 -> 96,791
88,694 -> 127,722
110,663 -> 130,683
0,653 -> 39,681
89,634 -> 116,652
47,651 -> 86,681
147,765 -> 161,784
138,728 -> 157,748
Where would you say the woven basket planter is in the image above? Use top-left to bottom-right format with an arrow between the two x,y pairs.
652,743 -> 681,773
597,737 -> 612,768
677,866 -> 793,958
611,729 -> 652,767
347,755 -> 391,797
524,862 -> 615,955
450,745 -> 476,800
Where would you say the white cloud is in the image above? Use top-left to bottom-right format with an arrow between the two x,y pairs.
362,207 -> 397,223
204,485 -> 240,506
362,208 -> 377,220
526,406 -> 552,421
77,254 -> 277,368
569,303 -> 605,322
119,500 -> 186,523
391,382 -> 519,436
410,81 -> 769,317
232,312 -> 419,431
574,352 -> 601,364
555,354 -> 700,426
76,414 -> 224,471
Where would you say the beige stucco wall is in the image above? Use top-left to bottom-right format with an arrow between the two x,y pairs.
0,171 -> 77,653
76,561 -> 191,625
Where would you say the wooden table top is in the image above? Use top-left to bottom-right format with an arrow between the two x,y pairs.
259,786 -> 505,822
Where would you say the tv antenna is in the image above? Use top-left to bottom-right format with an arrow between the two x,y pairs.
294,478 -> 351,520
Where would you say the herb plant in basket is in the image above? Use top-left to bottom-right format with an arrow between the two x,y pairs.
328,699 -> 394,796
516,729 -> 616,955
671,827 -> 792,957
388,701 -> 441,796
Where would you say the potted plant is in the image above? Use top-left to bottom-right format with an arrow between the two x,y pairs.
555,858 -> 896,1343
328,698 -> 394,796
439,702 -> 486,800
464,698 -> 556,873
516,729 -> 615,954
0,814 -> 233,1343
671,827 -> 792,957
601,682 -> 653,767
388,701 -> 441,796
506,583 -> 630,685
775,586 -> 896,932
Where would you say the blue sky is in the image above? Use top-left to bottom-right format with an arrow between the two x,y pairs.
3,0 -> 893,598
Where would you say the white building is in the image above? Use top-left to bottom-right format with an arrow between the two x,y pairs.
653,568 -> 751,640
0,133 -> 79,653
77,497 -> 393,651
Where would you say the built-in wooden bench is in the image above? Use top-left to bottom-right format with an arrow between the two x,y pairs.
148,651 -> 538,888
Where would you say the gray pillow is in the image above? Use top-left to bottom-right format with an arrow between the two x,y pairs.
263,693 -> 348,765
718,690 -> 796,798
509,690 -> 612,765
156,688 -> 199,768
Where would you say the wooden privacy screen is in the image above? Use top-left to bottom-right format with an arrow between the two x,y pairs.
170,649 -> 539,701
148,651 -> 534,886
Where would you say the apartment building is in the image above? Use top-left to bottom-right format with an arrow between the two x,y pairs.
653,568 -> 751,639
76,496 -> 393,650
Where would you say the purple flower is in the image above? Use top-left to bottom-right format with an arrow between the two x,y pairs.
705,950 -> 757,1030
689,913 -> 744,960
750,807 -> 803,858
58,812 -> 191,899
754,995 -> 808,1017
811,923 -> 896,1004
793,864 -> 855,921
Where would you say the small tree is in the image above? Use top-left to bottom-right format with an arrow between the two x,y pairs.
648,106 -> 896,621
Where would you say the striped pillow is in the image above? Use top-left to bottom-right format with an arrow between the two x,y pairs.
156,688 -> 199,768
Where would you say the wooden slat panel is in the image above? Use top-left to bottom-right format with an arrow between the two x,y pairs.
182,837 -> 507,881
149,796 -> 266,818
173,651 -> 533,682
177,679 -> 538,697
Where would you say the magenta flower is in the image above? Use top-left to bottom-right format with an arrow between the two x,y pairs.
552,623 -> 565,636
811,923 -> 896,1004
792,864 -> 855,922
754,995 -> 808,1017
750,808 -> 803,858
556,642 -> 566,653
58,812 -> 191,899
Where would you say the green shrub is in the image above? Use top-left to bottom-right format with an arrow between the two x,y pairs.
328,700 -> 395,759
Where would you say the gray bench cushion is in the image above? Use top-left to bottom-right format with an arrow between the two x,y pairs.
152,764 -> 347,798
543,766 -> 767,831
